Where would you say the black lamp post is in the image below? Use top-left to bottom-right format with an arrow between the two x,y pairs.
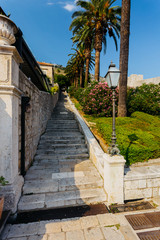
105,62 -> 121,156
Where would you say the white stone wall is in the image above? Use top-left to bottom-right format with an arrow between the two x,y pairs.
19,70 -> 58,171
124,173 -> 160,200
128,74 -> 160,88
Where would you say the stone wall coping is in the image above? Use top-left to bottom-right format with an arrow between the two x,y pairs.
19,70 -> 54,97
124,165 -> 160,181
19,70 -> 39,93
104,153 -> 126,166
125,172 -> 160,181
0,84 -> 22,97
131,158 -> 160,167
0,45 -> 23,63
67,95 -> 105,177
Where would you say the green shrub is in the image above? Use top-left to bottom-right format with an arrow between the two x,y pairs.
0,176 -> 8,186
80,81 -> 97,106
82,82 -> 118,117
68,85 -> 76,97
69,82 -> 118,117
50,85 -> 59,95
87,112 -> 160,165
127,83 -> 160,116
54,74 -> 70,88
74,88 -> 84,102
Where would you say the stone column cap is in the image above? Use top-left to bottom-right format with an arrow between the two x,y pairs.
0,45 -> 23,63
104,153 -> 126,165
0,85 -> 22,97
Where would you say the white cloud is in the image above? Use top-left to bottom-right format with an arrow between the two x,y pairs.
63,3 -> 76,12
47,2 -> 54,5
47,0 -> 77,12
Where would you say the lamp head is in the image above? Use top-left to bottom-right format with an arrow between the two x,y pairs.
105,62 -> 120,89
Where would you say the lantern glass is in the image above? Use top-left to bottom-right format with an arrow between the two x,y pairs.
105,62 -> 120,89
105,72 -> 112,88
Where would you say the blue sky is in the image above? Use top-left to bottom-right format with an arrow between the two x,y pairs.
1,0 -> 160,79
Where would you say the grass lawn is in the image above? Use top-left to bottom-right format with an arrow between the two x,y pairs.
72,98 -> 160,166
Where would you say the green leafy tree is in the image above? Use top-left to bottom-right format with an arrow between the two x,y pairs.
54,74 -> 70,89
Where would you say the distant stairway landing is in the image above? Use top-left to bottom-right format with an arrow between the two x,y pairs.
18,93 -> 107,212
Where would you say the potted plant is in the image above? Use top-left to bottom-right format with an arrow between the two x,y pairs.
0,176 -> 8,219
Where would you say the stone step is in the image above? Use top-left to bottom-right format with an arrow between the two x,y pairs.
45,129 -> 80,133
30,161 -> 94,171
36,147 -> 88,155
39,139 -> 86,145
40,135 -> 84,140
46,124 -> 78,129
51,116 -> 75,120
33,159 -> 89,166
46,127 -> 79,131
34,153 -> 89,161
38,144 -> 87,150
41,135 -> 83,140
47,120 -> 77,124
43,131 -> 82,136
23,179 -> 58,194
24,169 -> 98,180
18,188 -> 107,212
23,175 -> 103,195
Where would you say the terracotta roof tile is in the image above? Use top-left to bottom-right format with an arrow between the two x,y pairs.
38,61 -> 54,67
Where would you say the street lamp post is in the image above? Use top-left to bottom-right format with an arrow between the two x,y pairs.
105,62 -> 121,156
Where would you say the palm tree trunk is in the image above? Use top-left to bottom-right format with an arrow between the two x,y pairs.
80,67 -> 83,87
95,50 -> 100,81
85,39 -> 91,87
94,27 -> 103,82
75,72 -> 79,88
118,0 -> 131,117
85,58 -> 90,87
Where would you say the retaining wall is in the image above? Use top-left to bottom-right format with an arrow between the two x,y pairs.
124,163 -> 160,200
18,70 -> 58,171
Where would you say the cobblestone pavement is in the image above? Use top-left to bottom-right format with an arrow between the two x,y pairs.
1,213 -> 139,240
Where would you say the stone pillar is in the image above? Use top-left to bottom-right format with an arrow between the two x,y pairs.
104,154 -> 126,204
0,15 -> 24,212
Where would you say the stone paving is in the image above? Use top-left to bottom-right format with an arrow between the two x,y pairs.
1,213 -> 139,240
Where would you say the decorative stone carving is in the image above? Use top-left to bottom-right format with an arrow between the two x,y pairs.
0,15 -> 18,45
0,56 -> 10,82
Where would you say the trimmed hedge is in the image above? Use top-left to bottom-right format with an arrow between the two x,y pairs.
85,112 -> 160,165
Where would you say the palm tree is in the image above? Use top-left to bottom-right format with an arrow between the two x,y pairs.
69,47 -> 86,87
74,0 -> 121,81
118,0 -> 131,117
70,15 -> 94,87
65,58 -> 79,87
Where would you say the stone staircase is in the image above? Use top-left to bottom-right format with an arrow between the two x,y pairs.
18,93 -> 107,212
